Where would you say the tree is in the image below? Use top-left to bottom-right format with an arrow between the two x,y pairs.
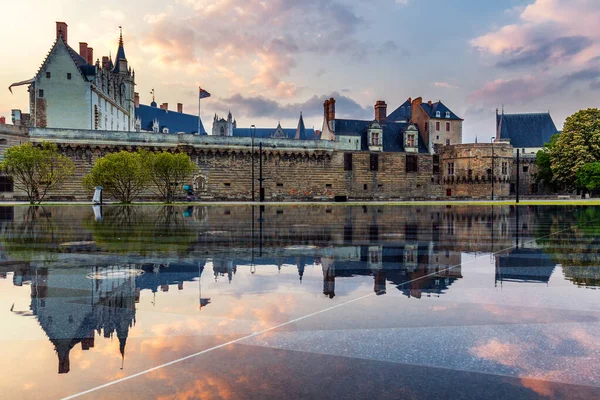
535,134 -> 560,192
145,151 -> 198,203
0,142 -> 75,204
577,162 -> 600,194
83,151 -> 149,203
550,108 -> 600,190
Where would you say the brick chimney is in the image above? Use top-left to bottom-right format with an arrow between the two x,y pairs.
375,100 -> 387,124
428,100 -> 432,106
79,43 -> 88,60
328,98 -> 336,121
86,47 -> 94,65
161,103 -> 168,111
324,99 -> 330,121
177,103 -> 183,113
408,97 -> 412,103
0,116 -> 5,125
102,56 -> 110,70
56,22 -> 68,44
134,92 -> 140,108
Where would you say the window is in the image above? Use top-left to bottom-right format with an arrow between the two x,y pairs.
344,153 -> 353,171
224,183 -> 231,187
277,183 -> 284,187
425,122 -> 428,132
446,189 -> 452,197
468,169 -> 473,180
0,176 -> 14,192
446,139 -> 450,145
406,155 -> 418,173
326,184 -> 332,189
446,122 -> 450,132
371,132 -> 380,146
46,72 -> 51,79
67,73 -> 72,80
407,134 -> 416,147
38,89 -> 44,98
436,111 -> 441,118
502,162 -> 508,175
370,153 -> 379,171
447,162 -> 455,175
446,112 -> 450,118
436,122 -> 440,131
364,184 -> 368,191
436,136 -> 440,140
433,155 -> 440,174
523,166 -> 529,173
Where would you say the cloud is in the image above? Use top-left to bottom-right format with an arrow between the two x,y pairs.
472,0 -> 600,74
469,67 -> 600,105
142,0 -> 365,97
211,92 -> 372,120
434,82 -> 459,89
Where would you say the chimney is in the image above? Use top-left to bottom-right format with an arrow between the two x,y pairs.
79,43 -> 88,60
56,22 -> 68,44
102,56 -> 109,70
0,116 -> 5,125
86,47 -> 94,65
324,99 -> 330,121
412,97 -> 423,106
375,100 -> 387,124
408,97 -> 412,103
328,98 -> 336,121
134,92 -> 140,108
161,103 -> 168,111
177,103 -> 183,113
428,100 -> 432,107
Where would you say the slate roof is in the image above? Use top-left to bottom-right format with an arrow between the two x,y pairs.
296,113 -> 307,140
497,112 -> 558,148
388,100 -> 462,122
387,100 -> 412,122
135,104 -> 207,134
113,34 -> 127,73
334,119 -> 429,153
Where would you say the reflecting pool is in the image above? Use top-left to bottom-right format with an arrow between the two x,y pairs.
1,205 -> 600,399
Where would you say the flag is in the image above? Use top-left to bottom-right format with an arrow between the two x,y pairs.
199,88 -> 211,99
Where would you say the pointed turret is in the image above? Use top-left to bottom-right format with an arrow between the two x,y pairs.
114,26 -> 128,74
295,112 -> 306,140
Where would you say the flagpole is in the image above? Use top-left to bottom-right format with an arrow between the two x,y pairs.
198,87 -> 201,135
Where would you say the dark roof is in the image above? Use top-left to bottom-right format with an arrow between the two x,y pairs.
233,127 -> 317,140
497,112 -> 558,148
113,34 -> 127,73
334,119 -> 429,153
135,104 -> 206,134
388,100 -> 462,122
421,101 -> 463,120
387,100 -> 412,122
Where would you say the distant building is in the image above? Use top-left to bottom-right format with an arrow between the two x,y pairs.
134,94 -> 206,134
495,110 -> 558,154
212,112 -> 316,139
388,97 -> 464,151
9,22 -> 135,131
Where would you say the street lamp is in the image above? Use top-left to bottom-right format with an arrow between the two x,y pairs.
491,137 -> 495,201
251,125 -> 256,202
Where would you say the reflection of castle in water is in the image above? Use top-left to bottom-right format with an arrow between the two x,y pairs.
495,248 -> 556,285
7,262 -> 206,374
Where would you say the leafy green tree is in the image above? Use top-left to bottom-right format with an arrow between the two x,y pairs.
83,151 -> 149,203
535,134 -> 560,191
145,151 -> 198,203
0,142 -> 75,204
550,108 -> 600,190
577,162 -> 600,194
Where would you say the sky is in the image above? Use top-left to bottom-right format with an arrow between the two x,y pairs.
1,0 -> 599,141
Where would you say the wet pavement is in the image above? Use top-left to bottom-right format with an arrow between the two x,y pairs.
1,204 -> 600,399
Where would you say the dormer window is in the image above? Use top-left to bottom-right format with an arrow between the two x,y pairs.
436,111 -> 441,118
446,112 -> 450,118
162,127 -> 169,134
46,72 -> 51,79
371,132 -> 380,146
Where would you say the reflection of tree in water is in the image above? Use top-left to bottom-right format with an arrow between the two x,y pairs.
86,206 -> 197,255
0,206 -> 79,260
535,206 -> 600,287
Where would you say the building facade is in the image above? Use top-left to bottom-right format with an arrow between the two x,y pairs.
10,22 -> 135,132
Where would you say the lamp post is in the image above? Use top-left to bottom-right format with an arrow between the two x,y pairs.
251,125 -> 256,202
491,137 -> 495,201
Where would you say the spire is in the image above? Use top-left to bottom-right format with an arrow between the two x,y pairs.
113,26 -> 127,73
295,112 -> 306,140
